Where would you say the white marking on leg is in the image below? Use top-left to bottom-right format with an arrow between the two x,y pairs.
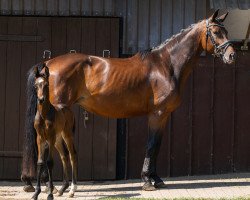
68,182 -> 77,197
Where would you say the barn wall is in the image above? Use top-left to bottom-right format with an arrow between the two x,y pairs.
0,0 -> 207,54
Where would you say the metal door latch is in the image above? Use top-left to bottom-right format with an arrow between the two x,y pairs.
103,49 -> 110,58
43,50 -> 51,59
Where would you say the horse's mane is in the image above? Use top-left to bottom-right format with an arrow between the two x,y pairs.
139,22 -> 198,60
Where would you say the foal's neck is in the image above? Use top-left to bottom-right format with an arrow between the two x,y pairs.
37,99 -> 52,120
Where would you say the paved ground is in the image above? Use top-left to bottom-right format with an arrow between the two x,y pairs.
0,173 -> 250,199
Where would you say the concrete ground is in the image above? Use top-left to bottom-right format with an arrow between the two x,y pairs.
0,173 -> 250,199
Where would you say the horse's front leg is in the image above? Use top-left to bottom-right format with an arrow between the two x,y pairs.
31,136 -> 46,200
141,112 -> 168,191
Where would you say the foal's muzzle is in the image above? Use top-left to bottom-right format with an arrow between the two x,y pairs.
38,97 -> 45,104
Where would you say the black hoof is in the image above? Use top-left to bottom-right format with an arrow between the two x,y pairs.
23,185 -> 35,193
47,193 -> 54,200
154,181 -> 166,188
142,181 -> 156,191
57,183 -> 69,196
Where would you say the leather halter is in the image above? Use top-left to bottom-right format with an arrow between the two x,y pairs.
206,19 -> 232,57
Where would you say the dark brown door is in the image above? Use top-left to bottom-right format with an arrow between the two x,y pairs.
0,16 -> 120,180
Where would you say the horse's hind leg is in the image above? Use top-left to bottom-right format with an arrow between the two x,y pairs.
141,113 -> 168,191
55,138 -> 70,196
62,131 -> 77,198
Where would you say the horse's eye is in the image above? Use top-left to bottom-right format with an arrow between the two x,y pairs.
214,31 -> 219,35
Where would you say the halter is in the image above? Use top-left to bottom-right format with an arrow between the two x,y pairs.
206,19 -> 232,57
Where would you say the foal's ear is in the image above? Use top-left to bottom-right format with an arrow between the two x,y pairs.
210,9 -> 219,22
217,12 -> 229,22
44,66 -> 50,79
34,66 -> 39,78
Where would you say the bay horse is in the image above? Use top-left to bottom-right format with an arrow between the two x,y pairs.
32,65 -> 77,200
22,10 -> 236,191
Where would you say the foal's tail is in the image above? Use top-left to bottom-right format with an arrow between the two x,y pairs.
21,63 -> 45,181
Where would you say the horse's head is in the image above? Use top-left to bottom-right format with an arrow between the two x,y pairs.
201,9 -> 236,64
34,65 -> 50,104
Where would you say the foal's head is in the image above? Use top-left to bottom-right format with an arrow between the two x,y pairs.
201,9 -> 236,64
34,65 -> 50,105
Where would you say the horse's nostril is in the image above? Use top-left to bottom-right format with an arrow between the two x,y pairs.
229,52 -> 236,60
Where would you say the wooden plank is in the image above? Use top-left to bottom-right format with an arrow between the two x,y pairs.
23,0 -> 35,15
78,18 -> 96,180
92,18 -> 110,179
213,58 -> 234,174
0,35 -> 43,42
0,0 -> 11,15
81,0 -> 92,15
18,17 -> 38,177
70,0 -> 81,15
172,0 -> 184,34
3,17 -> 22,180
58,0 -> 70,16
104,0 -> 113,16
110,18 -> 120,57
126,0 -> 138,54
184,0 -> 195,26
12,0 -> 23,15
36,17 -> 52,61
161,0 -> 173,41
192,56 -> 214,175
149,0 -> 161,47
138,0 -> 149,51
35,0 -> 46,15
234,51 -> 250,171
92,0 -> 104,16
47,0 -> 58,16
0,16 -> 8,179
196,0 -> 206,21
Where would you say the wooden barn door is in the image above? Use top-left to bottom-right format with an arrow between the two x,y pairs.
0,16 -> 119,180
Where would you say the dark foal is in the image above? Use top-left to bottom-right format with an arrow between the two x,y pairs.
32,65 -> 77,200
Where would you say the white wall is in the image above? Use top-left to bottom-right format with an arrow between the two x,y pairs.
224,9 -> 250,40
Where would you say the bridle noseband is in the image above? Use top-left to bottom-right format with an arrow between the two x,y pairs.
206,19 -> 232,57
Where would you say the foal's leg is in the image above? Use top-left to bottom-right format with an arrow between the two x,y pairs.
31,137 -> 46,200
62,131 -> 77,198
46,142 -> 55,200
55,138 -> 70,196
141,113 -> 168,191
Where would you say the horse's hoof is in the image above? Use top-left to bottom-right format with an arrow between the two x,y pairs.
44,186 -> 58,194
57,190 -> 63,196
47,194 -> 54,200
68,192 -> 75,198
142,181 -> 156,191
154,181 -> 166,188
23,185 -> 35,192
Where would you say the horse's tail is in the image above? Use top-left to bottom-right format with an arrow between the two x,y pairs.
21,63 -> 45,181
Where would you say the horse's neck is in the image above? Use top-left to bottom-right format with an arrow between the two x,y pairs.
162,24 -> 203,88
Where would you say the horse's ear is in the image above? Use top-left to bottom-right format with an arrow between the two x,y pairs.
217,12 -> 228,22
210,9 -> 219,22
34,66 -> 39,78
44,66 -> 50,79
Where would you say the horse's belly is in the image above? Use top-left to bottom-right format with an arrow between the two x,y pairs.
77,94 -> 149,118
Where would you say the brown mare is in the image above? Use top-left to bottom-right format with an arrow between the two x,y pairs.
22,10 -> 236,192
32,65 -> 77,200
